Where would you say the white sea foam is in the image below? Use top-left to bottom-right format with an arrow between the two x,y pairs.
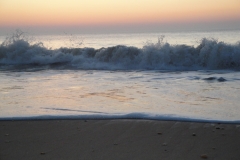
0,32 -> 240,71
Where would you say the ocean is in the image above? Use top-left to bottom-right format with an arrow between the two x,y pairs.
0,30 -> 240,122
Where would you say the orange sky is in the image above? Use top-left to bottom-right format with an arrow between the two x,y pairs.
0,0 -> 240,33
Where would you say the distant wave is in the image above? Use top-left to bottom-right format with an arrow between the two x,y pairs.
0,33 -> 240,71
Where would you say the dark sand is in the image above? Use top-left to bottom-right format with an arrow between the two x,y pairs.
1,120 -> 240,160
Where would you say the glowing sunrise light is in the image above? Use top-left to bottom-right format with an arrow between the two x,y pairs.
0,0 -> 240,33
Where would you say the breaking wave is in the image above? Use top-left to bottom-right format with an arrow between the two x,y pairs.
0,32 -> 240,71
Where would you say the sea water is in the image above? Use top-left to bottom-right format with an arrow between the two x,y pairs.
0,30 -> 240,122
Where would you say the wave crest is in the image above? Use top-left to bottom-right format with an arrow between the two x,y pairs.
0,32 -> 240,70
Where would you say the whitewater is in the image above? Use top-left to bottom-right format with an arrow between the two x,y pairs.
0,30 -> 240,123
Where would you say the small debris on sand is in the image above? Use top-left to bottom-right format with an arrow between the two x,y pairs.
40,152 -> 46,155
157,132 -> 162,135
162,143 -> 167,146
200,154 -> 208,159
192,133 -> 196,136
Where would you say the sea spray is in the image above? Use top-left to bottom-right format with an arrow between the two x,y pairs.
0,32 -> 240,70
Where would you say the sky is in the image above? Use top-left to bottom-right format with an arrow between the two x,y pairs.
0,0 -> 240,35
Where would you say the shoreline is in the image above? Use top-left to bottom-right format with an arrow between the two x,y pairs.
1,119 -> 240,160
1,115 -> 240,124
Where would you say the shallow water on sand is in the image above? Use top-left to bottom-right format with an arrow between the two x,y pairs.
0,70 -> 239,122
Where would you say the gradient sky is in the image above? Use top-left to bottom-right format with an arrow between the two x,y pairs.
1,0 -> 240,34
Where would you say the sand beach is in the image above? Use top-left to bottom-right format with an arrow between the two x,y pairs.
1,119 -> 240,160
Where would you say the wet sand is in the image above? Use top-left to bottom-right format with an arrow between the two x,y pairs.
1,120 -> 240,160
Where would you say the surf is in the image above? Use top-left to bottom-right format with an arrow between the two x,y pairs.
0,31 -> 240,71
